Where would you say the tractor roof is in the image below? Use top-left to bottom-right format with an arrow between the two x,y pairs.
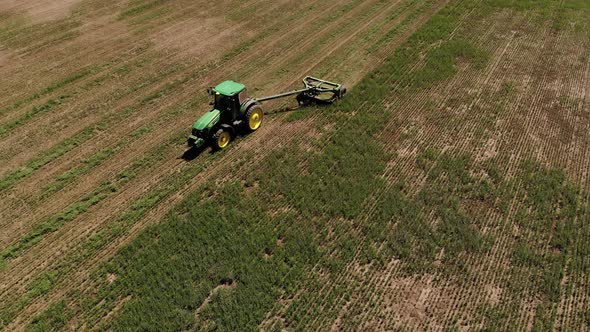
214,80 -> 245,96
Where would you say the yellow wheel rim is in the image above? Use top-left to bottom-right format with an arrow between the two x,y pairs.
218,131 -> 230,148
248,109 -> 263,130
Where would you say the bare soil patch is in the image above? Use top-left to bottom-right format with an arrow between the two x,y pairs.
154,17 -> 253,61
0,0 -> 82,22
0,49 -> 9,67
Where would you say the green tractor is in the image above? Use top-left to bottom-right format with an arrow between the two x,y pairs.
187,76 -> 346,150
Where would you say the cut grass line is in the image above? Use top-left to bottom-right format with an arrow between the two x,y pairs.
0,137 -> 173,265
0,67 -> 95,117
0,126 -> 97,192
39,125 -> 154,199
0,95 -> 70,138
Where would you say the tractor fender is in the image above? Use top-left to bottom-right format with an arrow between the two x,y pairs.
240,98 -> 261,117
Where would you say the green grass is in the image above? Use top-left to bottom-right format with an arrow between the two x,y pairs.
0,67 -> 94,117
26,300 -> 71,332
506,163 -> 586,303
39,124 -> 154,198
0,126 -> 98,192
118,0 -> 170,19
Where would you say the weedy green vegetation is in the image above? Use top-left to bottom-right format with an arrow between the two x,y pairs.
0,139 -> 172,265
0,67 -> 94,117
0,126 -> 98,192
507,163 -> 588,303
410,39 -> 488,89
26,300 -> 71,332
91,183 -> 319,331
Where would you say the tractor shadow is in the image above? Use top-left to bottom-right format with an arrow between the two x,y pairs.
180,145 -> 211,161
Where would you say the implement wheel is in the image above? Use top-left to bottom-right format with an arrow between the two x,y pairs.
245,104 -> 263,132
212,128 -> 231,150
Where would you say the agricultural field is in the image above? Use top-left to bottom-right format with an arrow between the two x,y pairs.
0,0 -> 589,330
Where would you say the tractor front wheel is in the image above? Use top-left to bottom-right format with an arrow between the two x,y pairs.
245,104 -> 263,133
212,128 -> 231,150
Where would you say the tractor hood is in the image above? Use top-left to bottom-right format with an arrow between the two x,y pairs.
193,109 -> 220,131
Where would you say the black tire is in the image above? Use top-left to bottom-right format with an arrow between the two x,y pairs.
339,87 -> 347,98
211,128 -> 231,150
296,93 -> 312,107
244,104 -> 264,133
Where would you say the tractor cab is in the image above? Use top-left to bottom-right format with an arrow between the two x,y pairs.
210,80 -> 247,123
189,80 -> 262,150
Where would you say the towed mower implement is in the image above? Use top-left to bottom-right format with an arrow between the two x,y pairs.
187,76 -> 346,150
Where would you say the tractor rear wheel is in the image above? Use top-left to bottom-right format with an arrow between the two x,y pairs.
245,104 -> 263,133
212,128 -> 231,150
